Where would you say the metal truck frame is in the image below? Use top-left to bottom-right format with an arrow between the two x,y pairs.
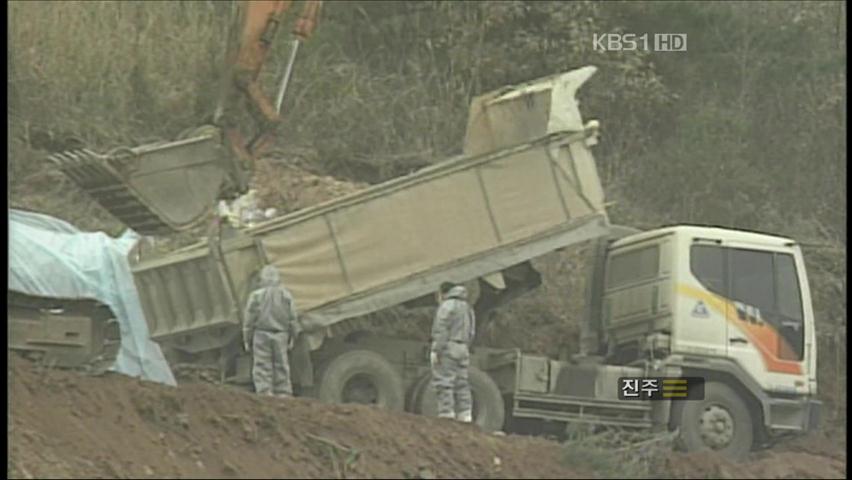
8,290 -> 121,372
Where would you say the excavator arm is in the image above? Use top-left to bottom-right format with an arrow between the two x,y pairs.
48,1 -> 322,235
217,0 -> 322,178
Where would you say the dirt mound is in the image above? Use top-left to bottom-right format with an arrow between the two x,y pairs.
660,448 -> 846,479
8,356 -> 589,479
253,156 -> 369,215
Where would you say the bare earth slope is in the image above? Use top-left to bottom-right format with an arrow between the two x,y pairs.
7,357 -> 588,479
8,357 -> 845,480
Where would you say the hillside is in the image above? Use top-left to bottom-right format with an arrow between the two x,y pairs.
7,356 -> 587,479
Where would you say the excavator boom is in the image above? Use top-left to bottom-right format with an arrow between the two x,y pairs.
49,1 -> 322,235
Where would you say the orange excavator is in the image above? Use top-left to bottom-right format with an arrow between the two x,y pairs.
48,1 -> 322,235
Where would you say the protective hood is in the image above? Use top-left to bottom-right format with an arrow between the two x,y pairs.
446,285 -> 468,300
259,265 -> 281,288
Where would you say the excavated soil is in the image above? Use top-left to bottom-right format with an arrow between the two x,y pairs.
7,356 -> 590,479
8,356 -> 847,480
659,415 -> 848,479
660,446 -> 846,479
253,156 -> 369,215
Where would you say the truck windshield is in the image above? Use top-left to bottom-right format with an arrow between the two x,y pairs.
691,245 -> 805,361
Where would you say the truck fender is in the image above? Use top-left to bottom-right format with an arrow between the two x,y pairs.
290,334 -> 314,387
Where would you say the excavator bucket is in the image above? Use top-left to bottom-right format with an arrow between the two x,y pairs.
45,2 -> 324,236
49,132 -> 234,235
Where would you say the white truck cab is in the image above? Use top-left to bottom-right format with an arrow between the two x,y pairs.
601,225 -> 821,457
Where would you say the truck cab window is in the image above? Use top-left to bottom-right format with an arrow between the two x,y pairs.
774,253 -> 805,360
730,248 -> 804,361
606,245 -> 659,289
730,249 -> 775,315
690,245 -> 726,296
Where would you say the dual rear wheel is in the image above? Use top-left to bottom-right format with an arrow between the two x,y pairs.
316,350 -> 406,411
410,367 -> 506,432
315,349 -> 506,432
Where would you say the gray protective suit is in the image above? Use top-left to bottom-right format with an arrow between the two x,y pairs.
243,265 -> 299,396
430,285 -> 476,421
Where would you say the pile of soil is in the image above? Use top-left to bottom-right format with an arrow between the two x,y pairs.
8,357 -> 846,479
253,156 -> 369,215
7,356 -> 589,479
659,418 -> 847,479
660,444 -> 846,479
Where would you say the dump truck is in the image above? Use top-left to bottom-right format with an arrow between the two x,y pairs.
129,67 -> 820,460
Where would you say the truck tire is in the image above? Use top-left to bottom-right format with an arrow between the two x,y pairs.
417,367 -> 506,432
676,381 -> 754,461
316,350 -> 405,412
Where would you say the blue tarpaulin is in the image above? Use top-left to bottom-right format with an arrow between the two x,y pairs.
9,209 -> 176,386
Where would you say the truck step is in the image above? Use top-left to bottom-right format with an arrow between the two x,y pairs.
513,392 -> 653,429
515,392 -> 652,411
512,405 -> 653,429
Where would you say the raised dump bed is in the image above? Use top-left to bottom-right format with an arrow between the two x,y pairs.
131,66 -> 610,352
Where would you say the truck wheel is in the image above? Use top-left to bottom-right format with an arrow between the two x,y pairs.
417,367 -> 506,432
677,381 -> 754,461
317,350 -> 405,411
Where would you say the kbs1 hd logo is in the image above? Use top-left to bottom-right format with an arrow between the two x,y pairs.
593,33 -> 687,52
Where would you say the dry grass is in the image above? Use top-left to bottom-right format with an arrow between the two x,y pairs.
9,1 -> 234,150
8,1 -> 231,231
562,425 -> 678,479
9,1 -> 471,184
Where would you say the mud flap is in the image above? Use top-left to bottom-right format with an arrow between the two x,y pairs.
290,334 -> 314,387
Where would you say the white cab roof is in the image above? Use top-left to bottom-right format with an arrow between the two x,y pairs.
611,225 -> 795,250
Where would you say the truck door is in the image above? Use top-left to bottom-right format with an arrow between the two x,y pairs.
724,244 -> 807,388
683,241 -> 729,357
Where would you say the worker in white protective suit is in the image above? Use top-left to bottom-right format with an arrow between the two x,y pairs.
243,265 -> 299,396
430,282 -> 476,423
